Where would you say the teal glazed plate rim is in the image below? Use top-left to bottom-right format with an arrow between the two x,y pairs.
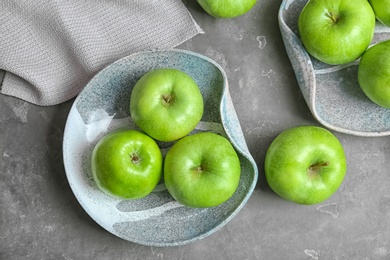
62,49 -> 258,247
279,0 -> 390,137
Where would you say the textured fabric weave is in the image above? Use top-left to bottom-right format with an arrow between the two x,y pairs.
0,0 -> 203,105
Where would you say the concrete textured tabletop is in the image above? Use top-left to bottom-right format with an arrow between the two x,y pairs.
1,1 -> 389,259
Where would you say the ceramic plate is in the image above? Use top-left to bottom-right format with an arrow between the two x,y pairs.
62,49 -> 258,247
279,0 -> 390,136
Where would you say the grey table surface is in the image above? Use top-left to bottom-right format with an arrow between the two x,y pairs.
1,1 -> 389,259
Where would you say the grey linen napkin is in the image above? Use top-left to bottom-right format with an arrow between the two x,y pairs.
0,0 -> 203,106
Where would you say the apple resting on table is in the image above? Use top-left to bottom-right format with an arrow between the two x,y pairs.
298,0 -> 376,65
369,0 -> 390,27
164,132 -> 241,208
130,68 -> 204,142
91,130 -> 163,199
197,0 -> 257,18
265,126 -> 347,205
358,39 -> 390,108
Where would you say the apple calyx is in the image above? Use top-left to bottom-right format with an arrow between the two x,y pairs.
308,161 -> 329,178
130,153 -> 141,165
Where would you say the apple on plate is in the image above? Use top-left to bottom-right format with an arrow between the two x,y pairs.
197,0 -> 257,18
164,132 -> 241,208
130,68 -> 204,142
264,126 -> 347,205
298,0 -> 376,65
91,129 -> 163,199
358,39 -> 390,108
369,0 -> 390,27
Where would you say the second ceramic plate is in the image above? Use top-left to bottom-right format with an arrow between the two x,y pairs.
279,0 -> 390,136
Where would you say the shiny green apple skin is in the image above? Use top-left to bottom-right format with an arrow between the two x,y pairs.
164,132 -> 241,208
369,0 -> 390,27
265,126 -> 347,205
298,0 -> 376,65
197,0 -> 257,18
91,130 -> 163,199
130,68 -> 204,142
358,39 -> 390,108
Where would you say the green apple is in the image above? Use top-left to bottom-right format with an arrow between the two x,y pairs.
130,68 -> 204,142
298,0 -> 376,65
197,0 -> 257,18
358,39 -> 390,108
265,126 -> 347,205
91,129 -> 163,199
369,0 -> 390,27
164,132 -> 241,208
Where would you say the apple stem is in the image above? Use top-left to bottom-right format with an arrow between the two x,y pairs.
162,93 -> 175,106
309,161 -> 329,172
194,166 -> 203,173
308,161 -> 330,179
163,94 -> 171,103
326,12 -> 339,23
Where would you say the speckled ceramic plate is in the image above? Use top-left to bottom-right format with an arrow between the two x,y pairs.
279,0 -> 390,136
62,49 -> 258,246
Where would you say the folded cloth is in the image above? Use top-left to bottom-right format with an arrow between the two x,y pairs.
0,0 -> 203,106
